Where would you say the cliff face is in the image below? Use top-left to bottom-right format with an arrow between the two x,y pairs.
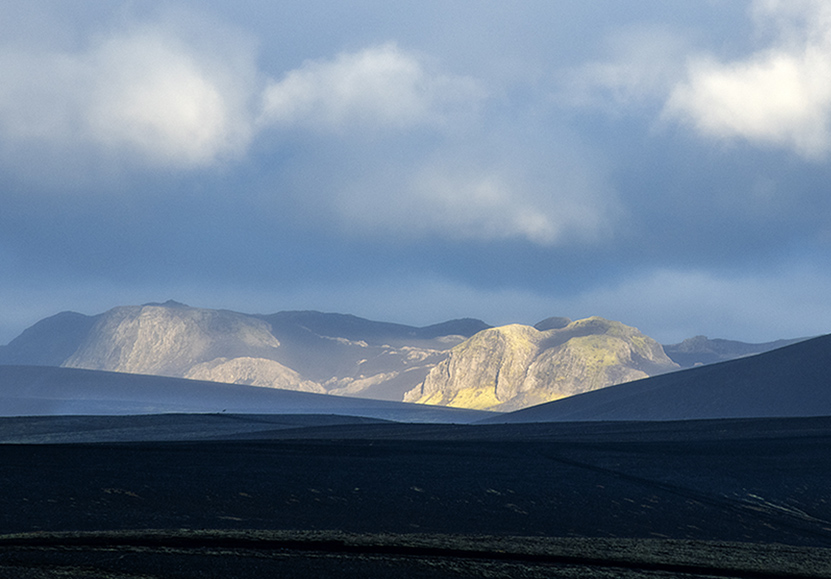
404,317 -> 679,411
63,304 -> 284,377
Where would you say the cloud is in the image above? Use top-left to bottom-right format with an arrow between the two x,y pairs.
409,170 -> 561,244
0,13 -> 258,171
558,25 -> 691,112
260,43 -> 483,132
338,167 -> 564,245
663,0 -> 831,158
83,25 -> 257,166
397,159 -> 614,245
257,43 -> 617,247
0,7 -> 613,247
289,129 -> 621,247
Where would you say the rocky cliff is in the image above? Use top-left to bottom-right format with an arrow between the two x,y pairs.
404,317 -> 679,411
63,302 -> 284,377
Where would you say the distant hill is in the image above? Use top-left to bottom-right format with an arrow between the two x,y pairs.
404,317 -> 679,411
663,335 -> 810,368
0,365 -> 491,423
484,333 -> 831,422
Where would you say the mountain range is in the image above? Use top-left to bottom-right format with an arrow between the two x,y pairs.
1,330 -> 829,423
0,301 -> 812,412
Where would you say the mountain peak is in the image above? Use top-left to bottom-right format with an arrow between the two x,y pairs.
142,300 -> 189,308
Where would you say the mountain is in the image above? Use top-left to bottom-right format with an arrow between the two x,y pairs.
6,301 -> 807,413
0,302 -> 487,402
404,317 -> 679,411
0,365 -> 491,423
663,335 -> 810,368
484,333 -> 831,422
63,302 -> 287,377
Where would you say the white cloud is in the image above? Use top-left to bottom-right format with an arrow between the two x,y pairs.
400,165 -> 606,245
83,26 -> 256,166
558,26 -> 691,112
0,11 -> 614,248
663,1 -> 831,158
257,41 -> 619,247
0,15 -> 258,170
321,139 -> 619,247
260,43 -> 483,132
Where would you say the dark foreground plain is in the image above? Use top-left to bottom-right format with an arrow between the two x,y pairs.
1,414 -> 830,577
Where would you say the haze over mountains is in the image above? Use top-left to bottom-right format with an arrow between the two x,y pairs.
0,301 -> 813,412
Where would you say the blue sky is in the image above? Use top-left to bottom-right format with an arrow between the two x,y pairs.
2,0 -> 831,344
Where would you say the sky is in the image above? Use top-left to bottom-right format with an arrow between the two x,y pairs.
2,0 -> 831,345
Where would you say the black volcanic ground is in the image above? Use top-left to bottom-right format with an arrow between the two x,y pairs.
1,414 -> 831,577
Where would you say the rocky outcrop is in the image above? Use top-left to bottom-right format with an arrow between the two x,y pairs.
403,324 -> 539,410
404,317 -> 679,411
63,303 -> 282,377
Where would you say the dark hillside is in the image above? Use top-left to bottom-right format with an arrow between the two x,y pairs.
0,311 -> 97,366
488,333 -> 831,423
